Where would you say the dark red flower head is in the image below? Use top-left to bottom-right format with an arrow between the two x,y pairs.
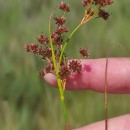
94,0 -> 113,7
80,48 -> 89,58
98,10 -> 110,20
51,32 -> 63,46
56,26 -> 69,34
82,0 -> 92,7
59,66 -> 70,80
37,48 -> 44,55
54,16 -> 66,26
37,34 -> 49,44
25,44 -> 38,53
69,60 -> 82,74
43,47 -> 52,59
59,2 -> 70,12
106,0 -> 113,5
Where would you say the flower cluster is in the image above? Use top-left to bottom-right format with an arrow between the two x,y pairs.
58,60 -> 82,80
82,0 -> 113,7
52,3 -> 69,46
80,48 -> 89,58
59,2 -> 70,12
25,34 -> 52,60
81,0 -> 113,22
25,0 -> 111,81
25,2 -> 90,80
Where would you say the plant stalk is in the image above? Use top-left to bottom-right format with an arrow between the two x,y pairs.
49,14 -> 70,130
104,57 -> 108,130
57,79 -> 70,130
58,23 -> 81,68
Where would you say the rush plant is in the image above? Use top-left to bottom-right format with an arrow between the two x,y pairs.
25,0 -> 113,130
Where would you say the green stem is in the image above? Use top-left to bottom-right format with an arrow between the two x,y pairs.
58,23 -> 81,69
49,14 -> 57,71
49,14 -> 70,130
61,92 -> 70,130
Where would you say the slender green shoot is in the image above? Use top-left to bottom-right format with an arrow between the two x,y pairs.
48,13 -> 70,130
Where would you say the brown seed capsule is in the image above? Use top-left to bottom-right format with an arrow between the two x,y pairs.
53,16 -> 66,26
80,48 -> 89,58
25,44 -> 38,53
59,2 -> 70,12
69,60 -> 82,73
37,34 -> 49,44
56,26 -> 69,34
82,0 -> 92,7
98,10 -> 110,20
59,66 -> 70,80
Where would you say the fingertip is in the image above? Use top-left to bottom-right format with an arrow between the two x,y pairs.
44,73 -> 57,86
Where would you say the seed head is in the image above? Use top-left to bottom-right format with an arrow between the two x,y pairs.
98,10 -> 110,20
39,63 -> 54,78
51,32 -> 63,45
43,47 -> 52,59
45,64 -> 54,73
87,8 -> 95,16
56,26 -> 69,34
82,0 -> 92,7
80,48 -> 89,58
37,48 -> 44,55
59,66 -> 70,80
53,16 -> 66,26
69,60 -> 82,74
25,44 -> 38,53
37,34 -> 49,44
59,2 -> 70,12
94,0 -> 113,7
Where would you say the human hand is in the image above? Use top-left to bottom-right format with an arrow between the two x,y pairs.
44,58 -> 130,130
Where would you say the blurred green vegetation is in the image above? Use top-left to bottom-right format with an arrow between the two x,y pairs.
0,0 -> 130,130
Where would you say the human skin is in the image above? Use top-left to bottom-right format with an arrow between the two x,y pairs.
44,58 -> 130,130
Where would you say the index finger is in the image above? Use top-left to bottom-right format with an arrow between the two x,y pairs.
44,58 -> 130,94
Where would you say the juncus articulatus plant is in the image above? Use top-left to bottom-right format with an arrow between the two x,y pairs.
25,1 -> 113,129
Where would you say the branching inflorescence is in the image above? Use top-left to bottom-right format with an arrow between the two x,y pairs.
25,0 -> 113,129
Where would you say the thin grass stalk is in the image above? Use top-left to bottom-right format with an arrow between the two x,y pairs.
58,23 -> 81,68
49,14 -> 70,130
104,57 -> 108,130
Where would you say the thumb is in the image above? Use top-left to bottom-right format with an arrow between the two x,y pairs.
74,114 -> 130,130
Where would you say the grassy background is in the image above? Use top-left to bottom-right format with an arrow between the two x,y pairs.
0,0 -> 130,129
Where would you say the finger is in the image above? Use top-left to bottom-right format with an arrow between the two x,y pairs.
44,58 -> 130,94
73,114 -> 130,130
